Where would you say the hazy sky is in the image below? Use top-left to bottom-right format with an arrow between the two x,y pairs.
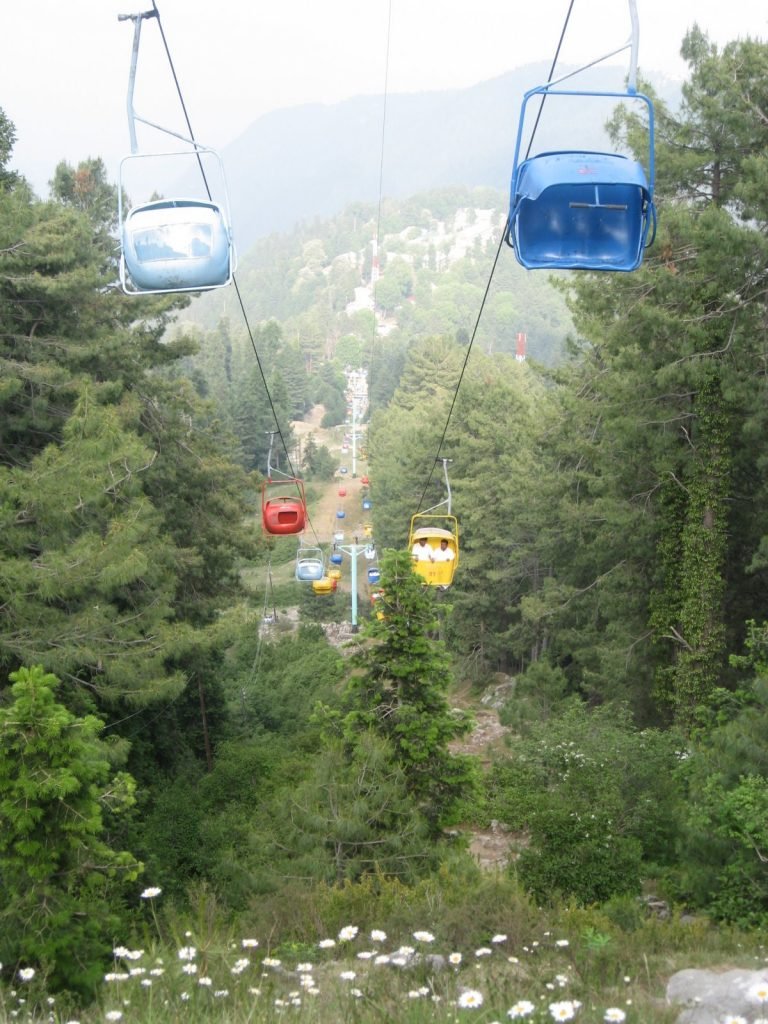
2,0 -> 766,197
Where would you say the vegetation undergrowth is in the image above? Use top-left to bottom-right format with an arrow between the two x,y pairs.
2,873 -> 765,1024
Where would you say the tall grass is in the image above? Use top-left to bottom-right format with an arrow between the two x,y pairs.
3,872 -> 765,1024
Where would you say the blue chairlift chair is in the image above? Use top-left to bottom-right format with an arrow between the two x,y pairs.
118,11 -> 236,295
121,194 -> 233,293
505,2 -> 655,272
295,547 -> 325,583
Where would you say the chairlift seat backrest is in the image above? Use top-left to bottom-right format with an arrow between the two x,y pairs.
263,497 -> 306,535
510,151 -> 652,271
121,198 -> 233,293
296,559 -> 324,582
262,479 -> 307,535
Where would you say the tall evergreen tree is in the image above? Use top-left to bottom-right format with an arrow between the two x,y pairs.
0,665 -> 141,995
343,550 -> 477,833
0,123 -> 253,745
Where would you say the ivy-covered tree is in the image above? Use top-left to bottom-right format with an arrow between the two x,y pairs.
673,621 -> 768,925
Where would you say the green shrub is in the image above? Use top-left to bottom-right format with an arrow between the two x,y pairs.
516,807 -> 643,904
486,701 -> 684,904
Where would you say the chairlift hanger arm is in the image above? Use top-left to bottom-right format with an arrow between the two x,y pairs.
119,10 -> 158,155
442,457 -> 452,517
417,458 -> 453,517
534,42 -> 631,94
628,0 -> 639,92
129,116 -> 210,151
526,0 -> 640,101
119,5 -> 208,155
264,430 -> 295,481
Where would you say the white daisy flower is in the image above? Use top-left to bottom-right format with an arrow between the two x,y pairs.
549,1000 -> 577,1021
508,1000 -> 536,1018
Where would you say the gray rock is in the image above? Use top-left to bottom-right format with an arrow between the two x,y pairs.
479,678 -> 516,709
666,967 -> 768,1023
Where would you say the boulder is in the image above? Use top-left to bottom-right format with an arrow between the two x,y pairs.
666,966 -> 768,1023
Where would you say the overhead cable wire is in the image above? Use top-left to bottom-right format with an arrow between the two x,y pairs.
521,0 -> 576,161
366,0 -> 394,410
415,0 -> 577,512
147,2 -> 323,547
149,0 -> 211,200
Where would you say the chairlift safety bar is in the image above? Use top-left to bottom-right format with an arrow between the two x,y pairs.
511,87 -> 655,193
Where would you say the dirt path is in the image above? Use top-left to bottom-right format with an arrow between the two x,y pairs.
449,679 -> 521,871
291,406 -> 371,546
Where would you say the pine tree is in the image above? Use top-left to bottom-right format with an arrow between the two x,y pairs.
286,734 -> 433,883
344,550 -> 477,833
0,118 -> 253,766
0,665 -> 142,995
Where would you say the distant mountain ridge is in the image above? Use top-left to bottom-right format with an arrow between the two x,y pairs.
220,62 -> 680,254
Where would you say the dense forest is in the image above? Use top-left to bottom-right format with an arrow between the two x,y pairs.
2,26 -> 768,1013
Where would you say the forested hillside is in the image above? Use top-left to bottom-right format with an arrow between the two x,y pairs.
173,184 -> 575,472
2,27 -> 768,1018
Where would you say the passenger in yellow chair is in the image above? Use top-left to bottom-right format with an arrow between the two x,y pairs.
432,538 -> 455,563
411,537 -> 434,561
